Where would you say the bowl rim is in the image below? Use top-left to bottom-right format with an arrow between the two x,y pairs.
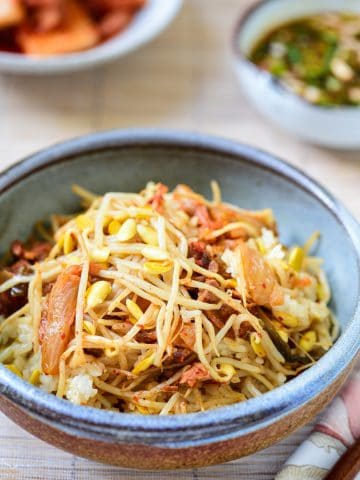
232,0 -> 360,113
0,128 -> 359,448
0,0 -> 183,74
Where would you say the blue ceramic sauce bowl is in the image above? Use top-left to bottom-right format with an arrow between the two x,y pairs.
232,0 -> 360,149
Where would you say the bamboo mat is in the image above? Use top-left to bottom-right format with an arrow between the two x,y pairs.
0,0 -> 359,478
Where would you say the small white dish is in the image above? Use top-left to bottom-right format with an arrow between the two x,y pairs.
0,0 -> 182,74
233,0 -> 360,150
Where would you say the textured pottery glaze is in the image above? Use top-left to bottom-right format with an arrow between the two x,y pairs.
0,130 -> 359,469
233,0 -> 360,149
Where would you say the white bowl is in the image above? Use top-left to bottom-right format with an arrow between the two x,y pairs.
0,0 -> 182,74
233,0 -> 360,150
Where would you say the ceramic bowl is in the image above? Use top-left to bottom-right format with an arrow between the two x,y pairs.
233,0 -> 360,149
0,129 -> 359,469
0,0 -> 182,74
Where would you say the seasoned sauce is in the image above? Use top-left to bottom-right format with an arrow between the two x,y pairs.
250,12 -> 360,106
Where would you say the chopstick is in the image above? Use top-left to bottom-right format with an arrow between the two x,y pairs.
324,438 -> 360,480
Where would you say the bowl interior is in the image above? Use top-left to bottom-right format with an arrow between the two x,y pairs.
0,136 -> 358,329
238,0 -> 360,56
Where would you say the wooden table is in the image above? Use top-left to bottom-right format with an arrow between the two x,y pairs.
0,1 -> 358,478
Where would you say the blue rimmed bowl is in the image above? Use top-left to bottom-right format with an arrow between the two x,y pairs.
0,129 -> 359,469
232,0 -> 360,149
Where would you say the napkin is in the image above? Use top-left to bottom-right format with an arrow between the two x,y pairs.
275,370 -> 360,480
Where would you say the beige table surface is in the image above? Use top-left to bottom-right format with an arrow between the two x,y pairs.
0,1 -> 359,478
